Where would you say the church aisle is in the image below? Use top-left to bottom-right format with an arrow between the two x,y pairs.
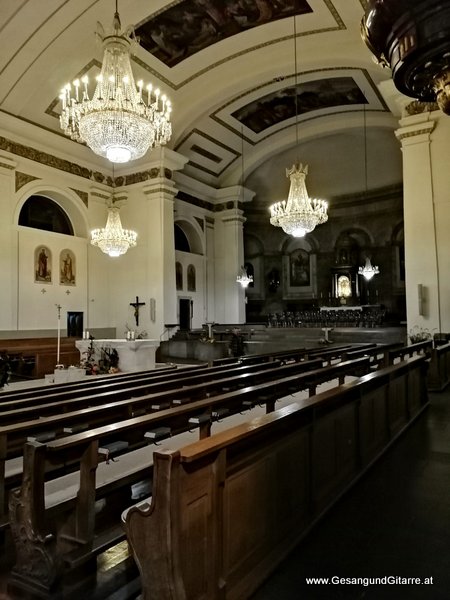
250,390 -> 450,600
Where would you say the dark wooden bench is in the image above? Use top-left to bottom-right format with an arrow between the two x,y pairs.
427,342 -> 450,391
0,362 -> 181,401
210,344 -> 360,366
123,355 -> 429,600
386,339 -> 432,366
0,357 -> 331,522
7,356 -> 373,595
0,358 -> 288,417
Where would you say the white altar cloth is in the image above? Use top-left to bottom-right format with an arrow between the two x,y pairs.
76,338 -> 159,372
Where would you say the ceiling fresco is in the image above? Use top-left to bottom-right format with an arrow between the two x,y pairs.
231,76 -> 368,133
136,0 -> 312,67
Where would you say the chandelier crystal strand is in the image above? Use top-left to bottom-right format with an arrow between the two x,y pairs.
91,205 -> 137,257
270,163 -> 328,237
237,265 -> 253,288
59,6 -> 172,163
358,257 -> 379,281
268,17 -> 328,237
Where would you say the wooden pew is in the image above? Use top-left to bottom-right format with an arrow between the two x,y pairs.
7,356 -> 372,594
124,355 -> 429,600
0,363 -> 181,401
385,339 -> 432,366
427,342 -> 450,391
0,358 -> 290,417
0,357 -> 330,522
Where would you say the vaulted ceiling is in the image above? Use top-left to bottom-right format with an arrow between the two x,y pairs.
0,0 -> 405,200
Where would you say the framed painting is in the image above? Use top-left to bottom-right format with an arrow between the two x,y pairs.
60,249 -> 76,286
34,246 -> 52,283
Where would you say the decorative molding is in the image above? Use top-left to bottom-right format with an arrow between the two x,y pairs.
176,190 -> 213,211
194,216 -> 205,231
15,171 -> 40,191
70,188 -> 89,207
0,135 -> 94,180
404,100 -> 439,116
0,135 -> 176,188
395,120 -> 436,142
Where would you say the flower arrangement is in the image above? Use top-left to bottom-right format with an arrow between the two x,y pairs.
408,326 -> 433,344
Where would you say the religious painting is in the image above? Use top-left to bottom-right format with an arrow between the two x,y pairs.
289,249 -> 310,287
136,0 -> 312,67
176,262 -> 183,291
60,249 -> 76,286
232,77 -> 367,133
187,264 -> 196,292
34,245 -> 52,283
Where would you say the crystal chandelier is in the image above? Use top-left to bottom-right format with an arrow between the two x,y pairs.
270,163 -> 328,237
236,265 -> 253,288
359,257 -> 379,281
59,2 -> 172,163
91,196 -> 137,257
269,17 -> 328,238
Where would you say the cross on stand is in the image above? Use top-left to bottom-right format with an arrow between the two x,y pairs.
130,296 -> 146,326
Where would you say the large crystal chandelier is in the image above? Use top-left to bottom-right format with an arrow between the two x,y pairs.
269,16 -> 328,238
91,196 -> 137,257
59,2 -> 172,163
270,163 -> 328,237
359,257 -> 380,281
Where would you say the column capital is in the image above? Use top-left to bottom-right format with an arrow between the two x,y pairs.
395,117 -> 435,145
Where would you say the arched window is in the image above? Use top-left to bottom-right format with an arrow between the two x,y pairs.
187,265 -> 196,291
176,262 -> 183,290
174,224 -> 190,252
19,195 -> 73,235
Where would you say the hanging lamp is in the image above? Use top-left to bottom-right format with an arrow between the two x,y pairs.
59,0 -> 172,163
91,169 -> 137,257
358,101 -> 379,281
269,16 -> 328,238
236,127 -> 253,288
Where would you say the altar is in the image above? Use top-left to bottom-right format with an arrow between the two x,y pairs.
76,338 -> 159,372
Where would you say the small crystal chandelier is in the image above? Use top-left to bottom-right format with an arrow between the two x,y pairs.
59,1 -> 172,163
236,265 -> 253,288
269,17 -> 328,238
270,163 -> 328,237
91,189 -> 137,257
359,257 -> 379,281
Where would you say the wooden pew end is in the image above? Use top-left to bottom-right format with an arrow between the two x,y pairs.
27,431 -> 56,443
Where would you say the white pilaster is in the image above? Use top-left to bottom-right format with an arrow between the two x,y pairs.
396,109 -> 450,335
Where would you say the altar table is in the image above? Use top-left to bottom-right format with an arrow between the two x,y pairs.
76,338 -> 159,372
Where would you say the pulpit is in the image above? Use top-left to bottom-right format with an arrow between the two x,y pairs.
76,339 -> 159,372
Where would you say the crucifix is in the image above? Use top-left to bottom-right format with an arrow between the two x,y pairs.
130,296 -> 145,326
